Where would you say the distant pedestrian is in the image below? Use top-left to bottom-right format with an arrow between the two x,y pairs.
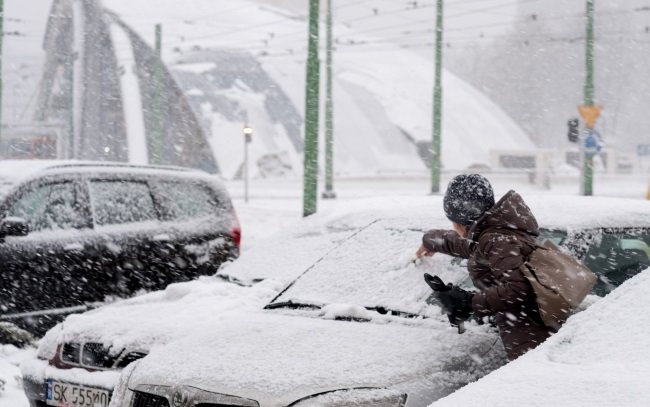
416,174 -> 553,360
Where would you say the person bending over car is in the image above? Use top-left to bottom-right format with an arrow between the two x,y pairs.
416,174 -> 553,360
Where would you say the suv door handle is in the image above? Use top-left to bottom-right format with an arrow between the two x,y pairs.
153,234 -> 173,242
64,243 -> 85,251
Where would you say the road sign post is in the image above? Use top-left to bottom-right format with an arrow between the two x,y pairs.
578,104 -> 601,196
580,0 -> 596,196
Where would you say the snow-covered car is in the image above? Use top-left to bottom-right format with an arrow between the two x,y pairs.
0,160 -> 240,337
430,268 -> 650,407
101,195 -> 648,407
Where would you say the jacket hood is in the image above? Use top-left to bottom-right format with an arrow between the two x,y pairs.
468,190 -> 539,240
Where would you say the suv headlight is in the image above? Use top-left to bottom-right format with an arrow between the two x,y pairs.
291,388 -> 407,407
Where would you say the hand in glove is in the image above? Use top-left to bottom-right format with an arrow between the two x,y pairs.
424,274 -> 474,331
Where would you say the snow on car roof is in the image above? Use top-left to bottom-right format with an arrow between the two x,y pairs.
0,159 -> 217,186
430,268 -> 650,407
524,194 -> 649,230
289,192 -> 648,231
0,159 -> 228,202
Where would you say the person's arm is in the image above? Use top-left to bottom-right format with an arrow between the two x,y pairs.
471,233 -> 531,316
421,229 -> 473,258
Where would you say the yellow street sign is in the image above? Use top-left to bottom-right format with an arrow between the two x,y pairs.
578,105 -> 602,129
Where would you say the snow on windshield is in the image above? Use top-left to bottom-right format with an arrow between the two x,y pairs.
271,217 -> 470,315
221,207 -> 414,284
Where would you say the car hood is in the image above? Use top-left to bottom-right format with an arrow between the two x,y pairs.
126,311 -> 506,407
39,277 -> 284,359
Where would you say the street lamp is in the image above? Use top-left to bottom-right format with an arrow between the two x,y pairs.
242,124 -> 253,203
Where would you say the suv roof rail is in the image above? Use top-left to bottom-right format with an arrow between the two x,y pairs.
43,161 -> 201,173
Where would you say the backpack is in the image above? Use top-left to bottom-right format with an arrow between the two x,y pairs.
519,239 -> 598,331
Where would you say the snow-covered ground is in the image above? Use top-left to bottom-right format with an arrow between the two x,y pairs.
0,345 -> 36,406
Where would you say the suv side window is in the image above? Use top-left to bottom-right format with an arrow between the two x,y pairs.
90,180 -> 158,226
584,228 -> 650,296
7,182 -> 86,232
157,180 -> 218,220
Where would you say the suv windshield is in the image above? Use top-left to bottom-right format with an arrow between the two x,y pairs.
268,218 -> 470,317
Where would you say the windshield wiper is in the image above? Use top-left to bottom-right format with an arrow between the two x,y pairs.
365,306 -> 424,319
265,301 -> 423,319
0,302 -> 105,320
214,273 -> 253,287
264,300 -> 323,311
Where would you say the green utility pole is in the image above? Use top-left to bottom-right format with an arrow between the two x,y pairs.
152,23 -> 163,164
582,0 -> 595,196
0,0 -> 4,145
322,0 -> 336,199
66,45 -> 74,158
303,0 -> 320,216
431,0 -> 443,193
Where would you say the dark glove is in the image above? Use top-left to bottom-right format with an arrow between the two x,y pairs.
424,273 -> 474,331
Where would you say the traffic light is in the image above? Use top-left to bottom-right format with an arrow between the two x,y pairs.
567,118 -> 579,143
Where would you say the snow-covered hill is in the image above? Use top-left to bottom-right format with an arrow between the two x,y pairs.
102,0 -> 536,178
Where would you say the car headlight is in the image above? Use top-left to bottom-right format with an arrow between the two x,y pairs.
109,359 -> 142,407
291,388 -> 407,407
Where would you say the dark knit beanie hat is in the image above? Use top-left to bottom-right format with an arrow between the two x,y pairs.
443,174 -> 495,226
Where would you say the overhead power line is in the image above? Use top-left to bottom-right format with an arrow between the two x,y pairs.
147,1 -> 650,59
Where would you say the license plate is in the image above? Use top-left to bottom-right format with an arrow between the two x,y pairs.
46,380 -> 110,407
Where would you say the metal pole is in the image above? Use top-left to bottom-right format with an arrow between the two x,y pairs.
303,0 -> 320,216
71,0 -> 84,159
244,139 -> 248,203
431,0 -> 443,193
242,125 -> 252,203
581,0 -> 595,196
0,0 -> 4,146
67,55 -> 74,159
322,0 -> 336,199
244,131 -> 249,203
152,23 -> 163,164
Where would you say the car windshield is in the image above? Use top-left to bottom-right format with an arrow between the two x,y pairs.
268,218 -> 470,317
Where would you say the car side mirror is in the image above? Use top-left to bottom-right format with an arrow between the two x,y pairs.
0,217 -> 29,237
